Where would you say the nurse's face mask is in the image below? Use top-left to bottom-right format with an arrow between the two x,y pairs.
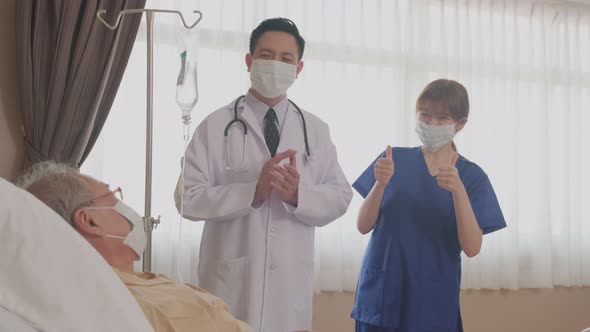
415,110 -> 464,152
79,187 -> 147,260
250,59 -> 297,98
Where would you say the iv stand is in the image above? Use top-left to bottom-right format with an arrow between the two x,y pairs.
96,8 -> 203,272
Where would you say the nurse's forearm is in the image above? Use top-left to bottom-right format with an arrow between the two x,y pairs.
357,183 -> 386,234
453,186 -> 483,257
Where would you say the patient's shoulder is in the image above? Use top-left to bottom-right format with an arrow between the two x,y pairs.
112,268 -> 174,286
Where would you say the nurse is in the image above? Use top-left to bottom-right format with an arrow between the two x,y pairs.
352,79 -> 506,332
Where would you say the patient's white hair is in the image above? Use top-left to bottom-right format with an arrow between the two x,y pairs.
17,161 -> 93,225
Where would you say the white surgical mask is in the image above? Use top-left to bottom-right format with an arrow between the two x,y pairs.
250,59 -> 297,98
85,201 -> 147,260
415,119 -> 458,152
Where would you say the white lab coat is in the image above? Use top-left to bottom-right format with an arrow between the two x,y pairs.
175,97 -> 352,332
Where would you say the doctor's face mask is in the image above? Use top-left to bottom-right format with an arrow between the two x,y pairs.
247,19 -> 305,98
250,59 -> 297,98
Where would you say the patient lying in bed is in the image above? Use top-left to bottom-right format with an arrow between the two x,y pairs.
18,161 -> 252,332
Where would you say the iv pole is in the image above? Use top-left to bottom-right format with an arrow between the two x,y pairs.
96,9 -> 203,272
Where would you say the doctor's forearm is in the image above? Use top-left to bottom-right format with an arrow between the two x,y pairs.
357,183 -> 386,235
287,145 -> 353,227
182,181 -> 259,221
289,182 -> 352,227
453,187 -> 483,257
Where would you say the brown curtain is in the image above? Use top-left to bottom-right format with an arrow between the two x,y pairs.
16,0 -> 146,168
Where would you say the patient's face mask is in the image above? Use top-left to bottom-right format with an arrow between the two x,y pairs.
415,119 -> 458,152
85,201 -> 147,261
250,59 -> 297,98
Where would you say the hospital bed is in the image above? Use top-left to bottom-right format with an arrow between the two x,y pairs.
0,177 -> 154,332
0,305 -> 38,332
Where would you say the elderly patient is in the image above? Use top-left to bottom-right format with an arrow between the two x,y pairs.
18,162 -> 252,332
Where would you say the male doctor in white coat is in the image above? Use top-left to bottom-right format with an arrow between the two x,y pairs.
175,18 -> 352,332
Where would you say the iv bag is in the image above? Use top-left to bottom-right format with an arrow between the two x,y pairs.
176,32 -> 199,119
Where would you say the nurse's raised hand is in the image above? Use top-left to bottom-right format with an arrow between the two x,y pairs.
436,153 -> 464,194
374,145 -> 394,187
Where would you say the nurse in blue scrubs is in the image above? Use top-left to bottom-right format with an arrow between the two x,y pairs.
352,79 -> 506,332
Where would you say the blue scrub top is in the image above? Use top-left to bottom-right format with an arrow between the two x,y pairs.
351,147 -> 506,331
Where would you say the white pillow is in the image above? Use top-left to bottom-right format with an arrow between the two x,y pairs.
0,305 -> 38,332
0,177 -> 154,332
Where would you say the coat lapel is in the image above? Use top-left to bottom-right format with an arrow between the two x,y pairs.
275,105 -> 303,156
238,101 -> 267,151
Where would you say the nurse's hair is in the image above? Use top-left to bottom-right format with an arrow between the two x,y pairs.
249,17 -> 306,60
416,79 -> 469,121
17,161 -> 93,226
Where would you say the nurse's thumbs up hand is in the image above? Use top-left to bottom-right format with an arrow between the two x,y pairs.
374,146 -> 394,187
436,153 -> 464,194
449,152 -> 459,168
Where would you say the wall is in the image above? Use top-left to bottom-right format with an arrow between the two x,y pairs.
1,1 -> 589,331
0,0 -> 23,182
313,288 -> 590,332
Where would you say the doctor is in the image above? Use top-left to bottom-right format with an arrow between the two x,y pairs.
175,17 -> 352,332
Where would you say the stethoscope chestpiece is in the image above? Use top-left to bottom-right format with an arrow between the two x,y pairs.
303,152 -> 312,163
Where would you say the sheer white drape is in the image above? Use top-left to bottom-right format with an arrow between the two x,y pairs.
83,0 -> 590,291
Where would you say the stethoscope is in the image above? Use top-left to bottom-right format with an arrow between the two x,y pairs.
224,95 -> 310,170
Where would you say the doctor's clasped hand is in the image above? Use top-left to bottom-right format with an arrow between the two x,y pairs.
253,149 -> 299,206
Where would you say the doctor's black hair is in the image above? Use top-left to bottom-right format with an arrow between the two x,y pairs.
249,17 -> 305,60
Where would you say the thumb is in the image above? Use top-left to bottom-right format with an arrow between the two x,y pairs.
450,153 -> 459,167
385,145 -> 393,160
289,151 -> 297,168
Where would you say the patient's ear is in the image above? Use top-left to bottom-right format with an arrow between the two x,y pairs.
72,209 -> 103,237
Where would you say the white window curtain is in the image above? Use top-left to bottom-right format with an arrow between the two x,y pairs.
83,0 -> 590,291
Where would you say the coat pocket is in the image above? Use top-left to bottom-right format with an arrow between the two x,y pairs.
212,256 -> 248,317
293,261 -> 314,327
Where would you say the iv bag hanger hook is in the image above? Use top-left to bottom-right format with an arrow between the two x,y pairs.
97,9 -> 203,30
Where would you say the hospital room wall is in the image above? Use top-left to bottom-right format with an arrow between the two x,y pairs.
0,0 -> 588,330
0,0 -> 24,182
